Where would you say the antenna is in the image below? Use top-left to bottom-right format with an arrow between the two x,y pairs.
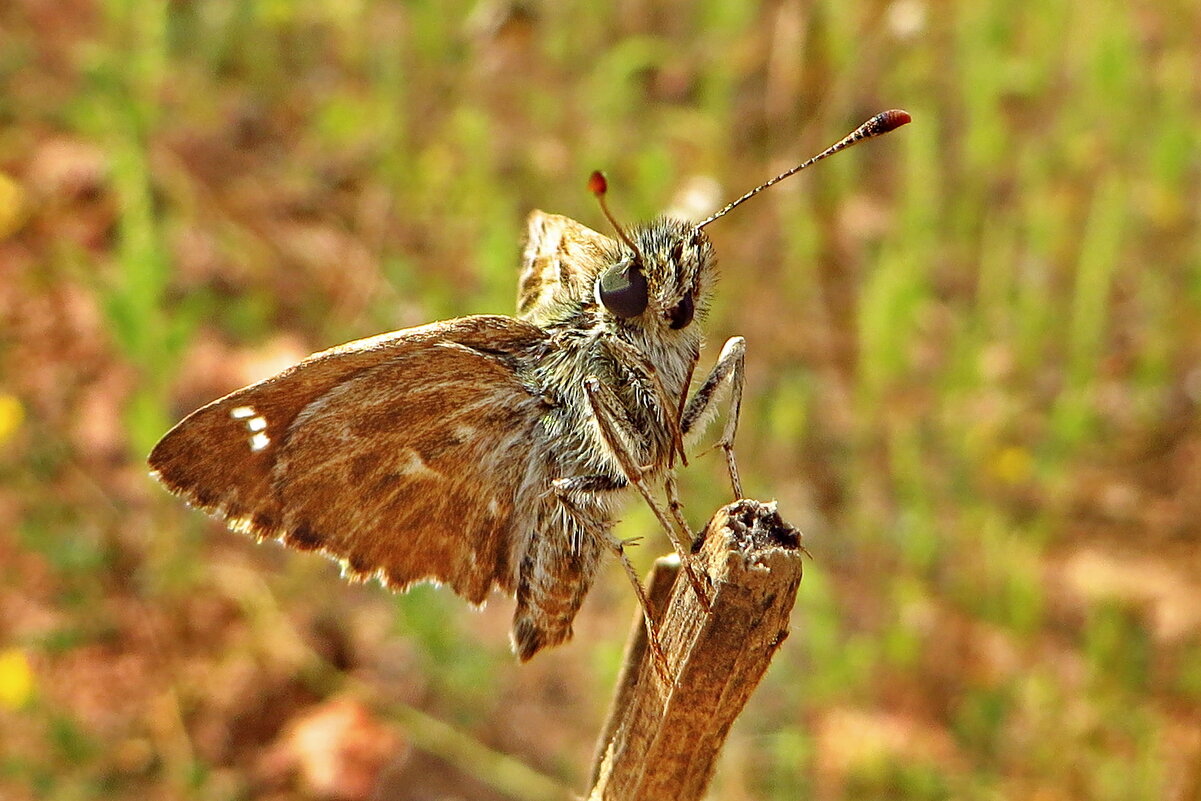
589,170 -> 645,261
696,109 -> 911,229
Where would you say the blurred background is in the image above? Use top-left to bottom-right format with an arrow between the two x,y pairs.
2,0 -> 1199,799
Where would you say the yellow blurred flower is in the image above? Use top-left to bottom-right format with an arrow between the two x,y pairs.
0,172 -> 25,240
0,394 -> 24,444
992,445 -> 1033,484
0,648 -> 34,709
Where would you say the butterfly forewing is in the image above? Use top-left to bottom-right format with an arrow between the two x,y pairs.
149,315 -> 550,603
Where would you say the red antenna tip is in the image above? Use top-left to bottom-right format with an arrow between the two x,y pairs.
873,109 -> 912,134
588,170 -> 608,197
587,170 -> 642,258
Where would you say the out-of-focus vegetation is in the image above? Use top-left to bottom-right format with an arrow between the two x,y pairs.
2,1 -> 1199,799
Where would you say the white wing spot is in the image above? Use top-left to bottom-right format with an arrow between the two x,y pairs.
487,498 -> 501,517
398,448 -> 440,479
232,407 -> 271,451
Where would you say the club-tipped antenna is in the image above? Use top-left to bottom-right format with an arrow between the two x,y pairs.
696,109 -> 912,229
589,170 -> 645,262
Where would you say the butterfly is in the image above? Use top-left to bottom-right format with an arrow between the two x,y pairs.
148,110 -> 910,665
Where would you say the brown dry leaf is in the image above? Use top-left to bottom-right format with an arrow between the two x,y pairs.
1057,547 -> 1201,643
25,138 -> 107,199
262,697 -> 404,801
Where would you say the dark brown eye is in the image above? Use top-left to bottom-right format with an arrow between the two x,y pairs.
667,293 -> 694,329
596,262 -> 649,318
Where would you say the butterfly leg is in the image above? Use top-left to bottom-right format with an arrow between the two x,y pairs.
601,336 -> 688,467
582,377 -> 712,610
681,336 -> 746,499
550,478 -> 672,682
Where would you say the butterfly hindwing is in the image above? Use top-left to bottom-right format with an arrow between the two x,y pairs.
516,211 -> 615,323
149,315 -> 550,603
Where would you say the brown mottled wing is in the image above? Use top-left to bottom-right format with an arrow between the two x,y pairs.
516,211 -> 615,324
148,315 -> 550,604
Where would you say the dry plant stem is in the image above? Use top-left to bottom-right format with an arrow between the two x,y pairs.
588,499 -> 804,801
590,551 -> 680,780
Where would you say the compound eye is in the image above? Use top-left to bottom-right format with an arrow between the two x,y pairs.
596,263 -> 649,318
667,293 -> 695,329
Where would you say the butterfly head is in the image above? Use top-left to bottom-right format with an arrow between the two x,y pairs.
593,218 -> 715,333
588,171 -> 715,335
585,109 -> 914,334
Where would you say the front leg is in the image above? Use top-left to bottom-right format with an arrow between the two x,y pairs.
601,335 -> 688,467
582,377 -> 712,609
681,336 -> 747,499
